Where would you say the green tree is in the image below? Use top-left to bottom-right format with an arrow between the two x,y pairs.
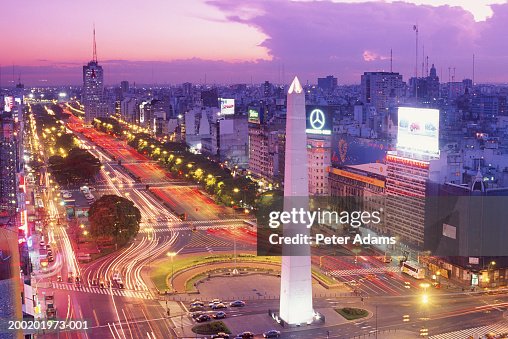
55,133 -> 77,152
88,195 -> 141,245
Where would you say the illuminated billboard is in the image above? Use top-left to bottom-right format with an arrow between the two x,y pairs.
248,109 -> 260,124
306,106 -> 331,135
397,107 -> 439,155
219,98 -> 235,115
4,96 -> 14,112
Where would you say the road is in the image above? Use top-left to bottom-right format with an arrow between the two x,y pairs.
27,109 -> 508,339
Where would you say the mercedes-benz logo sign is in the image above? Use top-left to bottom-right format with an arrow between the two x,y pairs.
310,109 -> 326,130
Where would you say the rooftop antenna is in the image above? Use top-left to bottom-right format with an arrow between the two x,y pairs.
390,48 -> 393,72
421,44 -> 425,79
473,53 -> 475,86
413,24 -> 418,102
93,24 -> 98,62
448,67 -> 451,83
453,67 -> 456,82
426,56 -> 429,77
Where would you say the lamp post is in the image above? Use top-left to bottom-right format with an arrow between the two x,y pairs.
488,261 -> 496,287
167,252 -> 177,292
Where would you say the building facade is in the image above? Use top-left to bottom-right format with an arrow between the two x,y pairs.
82,60 -> 106,124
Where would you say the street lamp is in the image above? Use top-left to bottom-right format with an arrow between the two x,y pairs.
167,252 -> 177,292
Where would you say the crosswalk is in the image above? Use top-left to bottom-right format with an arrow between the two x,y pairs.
429,322 -> 508,338
140,223 -> 247,233
329,266 -> 400,277
52,283 -> 153,300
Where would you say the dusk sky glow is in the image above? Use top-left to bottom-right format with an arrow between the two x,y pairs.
2,0 -> 508,85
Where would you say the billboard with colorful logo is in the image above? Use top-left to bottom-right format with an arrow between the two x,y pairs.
397,107 -> 439,156
219,98 -> 235,115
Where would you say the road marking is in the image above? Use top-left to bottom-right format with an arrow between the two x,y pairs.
93,309 -> 100,326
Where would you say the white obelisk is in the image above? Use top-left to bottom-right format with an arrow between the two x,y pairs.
279,76 -> 314,325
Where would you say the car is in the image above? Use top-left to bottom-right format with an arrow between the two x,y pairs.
75,276 -> 81,283
211,333 -> 230,339
39,240 -> 45,247
190,301 -> 205,308
263,330 -> 281,338
229,300 -> 245,307
117,281 -> 124,289
236,332 -> 254,339
191,311 -> 205,320
211,303 -> 227,310
190,305 -> 205,312
195,314 -> 211,323
46,244 -> 52,250
213,311 -> 227,319
62,192 -> 72,199
47,256 -> 54,262
112,272 -> 121,281
91,278 -> 98,286
99,280 -> 105,289
209,299 -> 222,307
56,276 -> 62,282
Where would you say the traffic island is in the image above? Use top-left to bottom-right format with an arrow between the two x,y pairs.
335,307 -> 369,320
191,321 -> 231,335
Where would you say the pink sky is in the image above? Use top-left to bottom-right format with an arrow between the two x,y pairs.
1,0 -> 507,85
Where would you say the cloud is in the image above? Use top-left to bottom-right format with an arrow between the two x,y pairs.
206,0 -> 508,83
363,50 -> 390,62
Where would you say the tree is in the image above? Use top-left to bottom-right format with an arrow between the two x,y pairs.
88,195 -> 141,246
55,133 -> 77,152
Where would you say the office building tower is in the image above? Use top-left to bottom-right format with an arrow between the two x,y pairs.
83,28 -> 106,124
0,113 -> 19,216
317,75 -> 338,91
361,72 -> 404,114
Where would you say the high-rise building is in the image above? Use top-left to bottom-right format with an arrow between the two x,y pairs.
361,72 -> 405,114
317,75 -> 337,91
0,113 -> 19,217
248,113 -> 285,184
82,28 -> 106,124
307,137 -> 331,196
120,80 -> 129,94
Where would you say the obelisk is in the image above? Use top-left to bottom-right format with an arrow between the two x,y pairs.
279,76 -> 314,324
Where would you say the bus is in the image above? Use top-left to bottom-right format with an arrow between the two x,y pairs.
401,261 -> 426,279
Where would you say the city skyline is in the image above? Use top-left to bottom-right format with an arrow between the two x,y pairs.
1,0 -> 508,85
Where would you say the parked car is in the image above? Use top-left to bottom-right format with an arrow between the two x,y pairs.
195,314 -> 211,323
229,300 -> 245,307
47,255 -> 54,262
211,303 -> 227,310
57,275 -> 62,282
211,333 -> 230,339
236,332 -> 254,339
213,311 -> 227,319
263,330 -> 281,338
99,280 -> 105,289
